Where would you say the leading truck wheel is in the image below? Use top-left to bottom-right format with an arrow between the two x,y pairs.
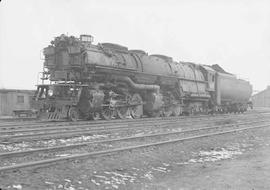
68,107 -> 79,121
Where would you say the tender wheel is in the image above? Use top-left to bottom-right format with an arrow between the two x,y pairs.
116,106 -> 128,119
130,93 -> 143,119
68,107 -> 79,121
101,107 -> 113,120
89,112 -> 100,120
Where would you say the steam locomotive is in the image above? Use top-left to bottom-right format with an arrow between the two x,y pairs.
33,34 -> 252,121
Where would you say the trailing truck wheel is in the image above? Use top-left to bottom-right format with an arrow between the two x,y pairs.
68,107 -> 79,122
101,107 -> 113,120
130,93 -> 143,119
116,106 -> 128,119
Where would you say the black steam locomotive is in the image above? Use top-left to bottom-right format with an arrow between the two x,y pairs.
33,34 -> 252,121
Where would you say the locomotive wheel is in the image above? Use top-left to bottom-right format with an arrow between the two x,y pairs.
130,93 -> 143,119
90,112 -> 100,120
172,105 -> 181,116
149,110 -> 161,117
163,107 -> 173,117
68,107 -> 79,122
101,107 -> 113,120
116,106 -> 128,119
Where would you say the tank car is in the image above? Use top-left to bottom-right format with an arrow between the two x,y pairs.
33,34 -> 252,121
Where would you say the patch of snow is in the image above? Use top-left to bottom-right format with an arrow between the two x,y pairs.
0,142 -> 33,152
66,187 -> 75,190
103,180 -> 111,184
77,187 -> 85,190
91,179 -> 101,186
94,175 -> 108,180
111,176 -> 124,185
44,139 -> 57,146
200,148 -> 242,159
157,167 -> 167,171
112,184 -> 119,189
151,167 -> 167,173
64,179 -> 71,183
162,163 -> 170,167
188,148 -> 242,163
97,170 -> 137,187
100,144 -> 113,148
45,181 -> 54,185
58,184 -> 64,188
144,171 -> 153,180
134,132 -> 145,137
36,134 -> 108,147
241,143 -> 253,148
176,162 -> 189,165
12,184 -> 22,189
56,154 -> 71,157
188,159 -> 196,163
171,128 -> 182,132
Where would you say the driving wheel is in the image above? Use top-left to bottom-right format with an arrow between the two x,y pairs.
116,106 -> 128,119
130,93 -> 143,119
100,107 -> 113,120
89,112 -> 100,120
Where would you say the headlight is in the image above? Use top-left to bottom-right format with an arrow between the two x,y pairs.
48,89 -> 53,96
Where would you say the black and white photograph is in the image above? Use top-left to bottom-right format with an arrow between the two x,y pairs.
0,0 -> 270,189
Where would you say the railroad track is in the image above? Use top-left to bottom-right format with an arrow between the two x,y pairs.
0,119 -> 266,157
0,118 -> 269,173
0,114 -> 229,129
0,109 -> 268,130
0,113 -> 268,144
1,111 -> 267,135
0,117 -> 37,123
0,114 -> 257,135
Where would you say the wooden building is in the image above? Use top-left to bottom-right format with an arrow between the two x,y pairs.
0,89 -> 35,116
252,86 -> 270,107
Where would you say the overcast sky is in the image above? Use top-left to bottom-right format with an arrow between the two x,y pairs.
0,0 -> 269,92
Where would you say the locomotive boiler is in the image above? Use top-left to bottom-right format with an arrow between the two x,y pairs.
33,34 -> 252,121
